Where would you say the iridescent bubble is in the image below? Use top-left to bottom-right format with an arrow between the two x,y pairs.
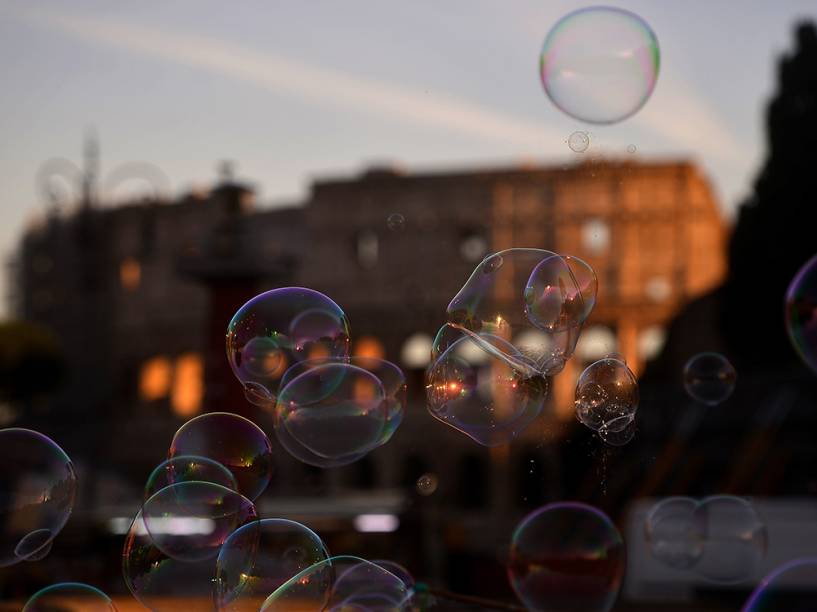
540,6 -> 660,124
509,502 -> 625,612
372,560 -> 415,589
141,481 -> 257,562
144,455 -> 238,500
446,248 -> 596,376
123,507 -> 225,611
169,412 -> 273,502
683,352 -> 737,406
575,355 -> 639,437
0,428 -> 77,567
568,131 -> 590,153
275,363 -> 388,466
215,518 -> 330,611
416,473 -> 438,496
23,583 -> 117,612
426,332 -> 548,447
226,288 -> 350,406
261,555 -> 412,611
786,254 -> 817,374
387,213 -> 406,231
742,557 -> 817,611
693,495 -> 767,584
644,497 -> 704,570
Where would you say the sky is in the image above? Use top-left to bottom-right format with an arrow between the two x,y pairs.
0,1 -> 814,313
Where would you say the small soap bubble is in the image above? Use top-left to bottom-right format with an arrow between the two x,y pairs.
23,583 -> 116,612
627,144 -> 637,153
416,473 -> 438,496
693,495 -> 767,584
786,254 -> 817,374
0,428 -> 77,567
523,254 -> 597,332
216,518 -> 329,610
261,556 -> 412,611
143,455 -> 238,500
387,213 -> 406,231
509,502 -> 625,612
568,131 -> 590,153
575,356 -> 639,440
645,497 -> 704,570
169,412 -> 274,502
540,7 -> 660,124
742,558 -> 817,611
683,352 -> 736,405
226,287 -> 350,407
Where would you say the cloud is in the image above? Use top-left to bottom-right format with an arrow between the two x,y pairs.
18,9 -> 566,151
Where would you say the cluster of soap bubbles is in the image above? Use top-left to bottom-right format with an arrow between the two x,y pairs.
540,6 -> 660,125
683,352 -> 737,405
0,428 -> 77,568
574,354 -> 639,446
426,248 -> 598,446
119,410 -> 414,610
227,287 -> 406,467
645,495 -> 767,583
786,254 -> 817,374
508,502 -> 625,612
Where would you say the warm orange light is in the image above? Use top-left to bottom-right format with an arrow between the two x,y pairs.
120,257 -> 141,291
353,376 -> 379,403
307,344 -> 330,360
354,336 -> 385,361
139,356 -> 172,400
171,353 -> 204,417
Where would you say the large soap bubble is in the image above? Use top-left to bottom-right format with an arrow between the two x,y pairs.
23,583 -> 117,611
683,352 -> 737,406
169,412 -> 273,502
508,502 -> 625,612
786,254 -> 817,374
742,557 -> 817,611
123,507 -> 231,611
540,6 -> 660,124
426,329 -> 548,446
261,555 -> 413,611
575,355 -> 639,444
0,428 -> 77,567
216,518 -> 330,611
141,481 -> 257,563
693,495 -> 767,584
226,287 -> 351,407
144,455 -> 238,500
446,248 -> 596,376
644,497 -> 704,570
275,362 -> 388,465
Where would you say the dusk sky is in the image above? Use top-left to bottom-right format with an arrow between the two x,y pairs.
0,1 -> 814,313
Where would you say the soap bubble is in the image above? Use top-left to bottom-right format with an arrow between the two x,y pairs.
693,495 -> 767,584
568,131 -> 590,153
215,518 -> 330,611
23,583 -> 117,611
144,455 -> 238,500
226,287 -> 350,406
426,331 -> 548,446
446,248 -> 596,376
22,538 -> 52,562
387,213 -> 406,231
141,481 -> 257,563
644,497 -> 704,570
261,555 -> 412,611
123,507 -> 227,611
169,412 -> 273,502
627,144 -> 637,153
575,356 -> 639,441
540,6 -> 660,124
742,557 -> 817,611
0,428 -> 77,567
372,560 -> 415,589
597,414 -> 636,447
276,363 -> 386,458
786,254 -> 817,374
280,356 -> 406,447
683,352 -> 737,405
509,502 -> 625,612
416,473 -> 438,496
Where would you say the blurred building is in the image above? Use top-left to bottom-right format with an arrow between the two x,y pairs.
9,153 -> 727,595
